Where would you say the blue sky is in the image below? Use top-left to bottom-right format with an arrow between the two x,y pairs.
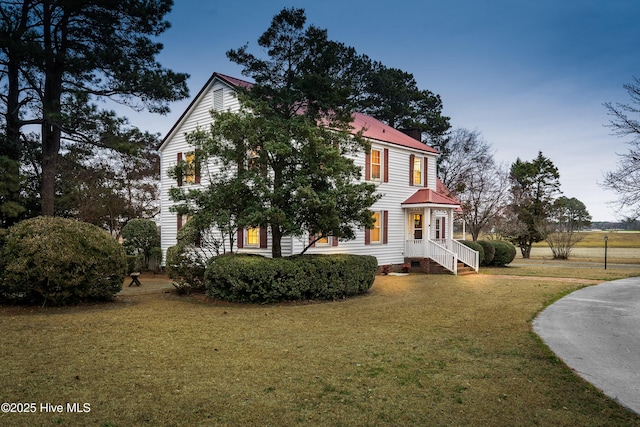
131,0 -> 640,221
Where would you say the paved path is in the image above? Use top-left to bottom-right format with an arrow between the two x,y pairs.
533,277 -> 640,415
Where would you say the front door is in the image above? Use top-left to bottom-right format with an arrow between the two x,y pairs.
413,214 -> 423,240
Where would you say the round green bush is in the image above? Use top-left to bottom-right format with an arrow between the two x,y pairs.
0,217 -> 126,305
205,254 -> 377,303
165,244 -> 207,295
477,240 -> 496,266
460,240 -> 484,266
488,240 -> 517,266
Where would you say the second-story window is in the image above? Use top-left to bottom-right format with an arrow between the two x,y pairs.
371,149 -> 381,181
413,156 -> 422,186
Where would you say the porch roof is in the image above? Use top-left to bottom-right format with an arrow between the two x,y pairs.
401,188 -> 460,207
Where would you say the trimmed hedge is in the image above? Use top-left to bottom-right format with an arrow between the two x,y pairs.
460,241 -> 484,266
0,217 -> 125,305
487,240 -> 516,266
477,240 -> 496,266
205,254 -> 377,303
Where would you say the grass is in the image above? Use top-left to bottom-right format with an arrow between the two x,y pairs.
2,266 -> 640,426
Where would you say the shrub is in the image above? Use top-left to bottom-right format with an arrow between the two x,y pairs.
0,217 -> 125,305
460,241 -> 484,266
477,240 -> 496,266
488,240 -> 517,266
165,245 -> 206,295
205,254 -> 377,303
121,218 -> 161,271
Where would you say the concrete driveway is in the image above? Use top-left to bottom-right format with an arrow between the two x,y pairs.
533,277 -> 640,415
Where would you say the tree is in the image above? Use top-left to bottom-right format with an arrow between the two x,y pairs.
0,0 -> 189,217
357,62 -> 450,148
172,8 -> 379,258
505,151 -> 561,258
437,128 -> 494,192
603,77 -> 640,219
121,218 -> 161,270
458,163 -> 510,242
543,196 -> 591,259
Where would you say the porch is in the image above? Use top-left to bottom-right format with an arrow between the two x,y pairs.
404,238 -> 479,275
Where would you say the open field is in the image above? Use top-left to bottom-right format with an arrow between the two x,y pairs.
2,269 -> 640,426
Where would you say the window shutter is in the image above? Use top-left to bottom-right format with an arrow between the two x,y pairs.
332,236 -> 339,247
260,226 -> 268,249
383,211 -> 388,244
409,154 -> 415,186
195,151 -> 201,184
365,228 -> 371,245
384,148 -> 389,182
237,228 -> 244,249
177,152 -> 183,186
309,231 -> 316,248
365,152 -> 371,181
177,215 -> 183,231
424,157 -> 429,188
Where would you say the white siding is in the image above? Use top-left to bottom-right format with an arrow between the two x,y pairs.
160,79 -> 241,262
159,76 -> 454,267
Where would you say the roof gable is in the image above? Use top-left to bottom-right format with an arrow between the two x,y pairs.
160,72 -> 438,155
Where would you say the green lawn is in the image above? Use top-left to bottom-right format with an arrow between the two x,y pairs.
2,268 -> 640,426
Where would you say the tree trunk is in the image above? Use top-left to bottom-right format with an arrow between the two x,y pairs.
271,224 -> 283,258
40,3 -> 66,216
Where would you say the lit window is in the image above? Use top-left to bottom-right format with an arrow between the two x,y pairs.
185,152 -> 196,184
246,227 -> 260,246
316,235 -> 330,245
371,149 -> 381,180
371,212 -> 381,243
413,157 -> 422,186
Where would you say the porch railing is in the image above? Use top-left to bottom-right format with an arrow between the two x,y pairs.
404,239 -> 479,274
427,240 -> 457,274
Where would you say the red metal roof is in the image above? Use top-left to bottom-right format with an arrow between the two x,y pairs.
214,72 -> 253,89
351,112 -> 438,154
402,188 -> 460,206
210,73 -> 438,154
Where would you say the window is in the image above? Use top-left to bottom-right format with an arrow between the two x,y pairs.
413,156 -> 422,186
365,148 -> 388,182
177,151 -> 200,186
370,212 -> 381,243
371,149 -> 381,180
413,214 -> 423,239
316,235 -> 330,245
365,211 -> 388,245
184,152 -> 196,184
246,227 -> 260,246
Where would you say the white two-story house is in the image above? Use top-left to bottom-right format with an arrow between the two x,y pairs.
159,72 -> 478,274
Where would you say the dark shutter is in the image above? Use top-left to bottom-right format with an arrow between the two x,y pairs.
332,236 -> 339,247
260,226 -> 268,249
177,153 -> 183,186
384,148 -> 389,182
409,154 -> 415,186
424,157 -> 429,187
383,211 -> 388,244
365,152 -> 371,181
237,228 -> 244,249
365,228 -> 371,245
177,215 -> 183,231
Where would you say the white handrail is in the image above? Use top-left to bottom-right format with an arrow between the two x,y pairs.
427,240 -> 457,274
451,240 -> 480,272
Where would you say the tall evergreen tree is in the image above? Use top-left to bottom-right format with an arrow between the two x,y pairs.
507,151 -> 561,258
171,8 -> 379,258
0,0 -> 189,217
